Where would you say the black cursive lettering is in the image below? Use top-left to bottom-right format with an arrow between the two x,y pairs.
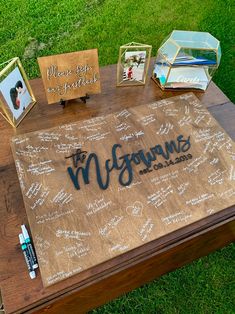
65,135 -> 191,190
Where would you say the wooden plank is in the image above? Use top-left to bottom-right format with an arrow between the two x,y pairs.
10,93 -> 235,289
37,49 -> 101,104
207,102 -> 235,138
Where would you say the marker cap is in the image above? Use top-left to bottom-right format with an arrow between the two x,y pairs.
21,225 -> 30,240
19,233 -> 25,245
29,271 -> 36,279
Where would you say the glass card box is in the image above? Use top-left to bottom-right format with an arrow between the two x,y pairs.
152,30 -> 221,91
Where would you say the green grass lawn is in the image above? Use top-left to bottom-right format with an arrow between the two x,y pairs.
0,0 -> 234,101
1,0 -> 234,313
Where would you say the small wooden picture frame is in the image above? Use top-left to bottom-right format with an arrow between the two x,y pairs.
0,57 -> 36,127
117,42 -> 152,86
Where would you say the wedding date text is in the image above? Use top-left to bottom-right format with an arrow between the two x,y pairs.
139,154 -> 193,175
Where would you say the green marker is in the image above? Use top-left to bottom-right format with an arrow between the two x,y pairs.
21,225 -> 38,270
19,233 -> 36,279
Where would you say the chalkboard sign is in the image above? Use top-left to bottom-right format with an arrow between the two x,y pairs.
11,93 -> 235,287
38,49 -> 101,104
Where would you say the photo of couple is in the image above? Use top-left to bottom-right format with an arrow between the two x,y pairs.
0,66 -> 32,120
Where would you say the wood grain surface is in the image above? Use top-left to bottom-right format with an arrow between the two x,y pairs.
10,92 -> 235,288
37,49 -> 101,104
0,60 -> 234,314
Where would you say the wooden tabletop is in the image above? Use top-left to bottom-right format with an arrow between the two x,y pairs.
0,60 -> 234,313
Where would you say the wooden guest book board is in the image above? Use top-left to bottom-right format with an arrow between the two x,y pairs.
37,49 -> 101,104
11,93 -> 235,288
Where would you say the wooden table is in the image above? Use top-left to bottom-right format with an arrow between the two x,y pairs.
0,61 -> 235,313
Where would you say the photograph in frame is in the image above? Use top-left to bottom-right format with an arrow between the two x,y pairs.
117,42 -> 152,87
123,51 -> 147,81
0,58 -> 36,127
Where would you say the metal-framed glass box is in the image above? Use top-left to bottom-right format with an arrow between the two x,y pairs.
152,30 -> 221,91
